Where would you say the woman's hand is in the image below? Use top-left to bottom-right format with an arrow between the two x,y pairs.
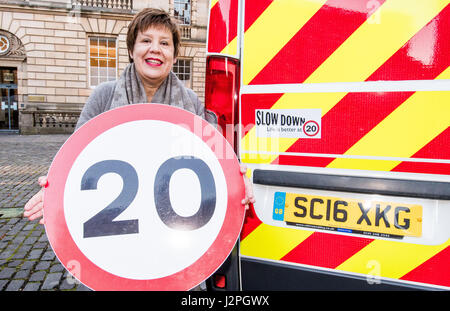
23,176 -> 47,224
240,165 -> 255,210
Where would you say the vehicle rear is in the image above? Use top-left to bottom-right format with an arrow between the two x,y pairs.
205,0 -> 450,290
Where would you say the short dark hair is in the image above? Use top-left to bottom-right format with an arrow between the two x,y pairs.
127,8 -> 181,63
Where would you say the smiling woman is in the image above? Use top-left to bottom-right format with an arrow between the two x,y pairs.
127,8 -> 181,63
23,8 -> 255,232
23,8 -> 208,224
76,8 -> 205,128
130,26 -> 177,98
126,8 -> 181,100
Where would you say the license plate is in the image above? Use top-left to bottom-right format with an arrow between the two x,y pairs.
273,192 -> 422,239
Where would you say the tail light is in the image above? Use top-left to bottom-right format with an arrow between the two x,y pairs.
204,56 -> 240,151
205,56 -> 243,291
213,274 -> 226,289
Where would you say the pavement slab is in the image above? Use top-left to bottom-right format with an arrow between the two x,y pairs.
0,134 -> 90,291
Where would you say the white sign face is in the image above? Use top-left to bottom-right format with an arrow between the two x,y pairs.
63,120 -> 228,280
255,109 -> 322,138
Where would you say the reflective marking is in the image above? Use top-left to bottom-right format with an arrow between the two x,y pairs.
240,223 -> 313,260
336,239 -> 450,279
328,74 -> 450,171
243,0 -> 327,85
305,0 -> 449,83
210,0 -> 219,9
221,36 -> 238,56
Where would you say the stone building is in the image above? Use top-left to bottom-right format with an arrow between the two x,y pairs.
0,0 -> 208,134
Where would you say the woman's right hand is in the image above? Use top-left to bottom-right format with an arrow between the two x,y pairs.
23,176 -> 48,224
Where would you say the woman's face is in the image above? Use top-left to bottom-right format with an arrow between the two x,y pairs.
130,25 -> 176,88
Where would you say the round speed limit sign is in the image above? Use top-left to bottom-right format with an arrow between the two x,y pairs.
43,104 -> 246,291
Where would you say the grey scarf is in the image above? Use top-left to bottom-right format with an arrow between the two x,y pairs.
110,63 -> 204,117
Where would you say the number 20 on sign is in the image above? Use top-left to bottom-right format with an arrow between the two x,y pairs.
43,104 -> 246,291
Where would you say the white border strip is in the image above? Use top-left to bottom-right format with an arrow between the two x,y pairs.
240,150 -> 450,164
241,79 -> 450,94
240,255 -> 450,290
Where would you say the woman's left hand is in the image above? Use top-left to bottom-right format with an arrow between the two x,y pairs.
240,164 -> 255,210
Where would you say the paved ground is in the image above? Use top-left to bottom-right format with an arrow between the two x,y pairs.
0,134 -> 90,291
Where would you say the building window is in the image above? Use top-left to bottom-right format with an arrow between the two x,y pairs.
174,0 -> 191,25
173,58 -> 192,88
89,37 -> 117,87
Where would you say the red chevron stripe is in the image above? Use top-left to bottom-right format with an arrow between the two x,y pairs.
368,5 -> 450,81
392,128 -> 450,174
274,154 -> 450,175
244,0 -> 273,31
274,155 -> 335,167
241,91 -> 448,175
274,120 -> 450,174
281,92 -> 415,155
410,127 -> 450,160
208,0 -> 239,53
240,203 -> 262,241
281,232 -> 373,269
241,93 -> 283,138
278,8 -> 450,165
400,245 -> 450,287
392,161 -> 450,175
275,155 -> 450,176
249,0 -> 386,85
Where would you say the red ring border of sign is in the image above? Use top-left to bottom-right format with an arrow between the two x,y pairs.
303,120 -> 320,137
44,103 -> 246,291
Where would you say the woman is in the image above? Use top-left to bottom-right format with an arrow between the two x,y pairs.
24,8 -> 254,223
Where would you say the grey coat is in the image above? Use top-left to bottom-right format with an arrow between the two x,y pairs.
76,78 -> 208,130
76,62 -> 217,130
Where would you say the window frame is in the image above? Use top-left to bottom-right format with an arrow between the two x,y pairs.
173,0 -> 192,26
88,36 -> 118,88
173,58 -> 193,88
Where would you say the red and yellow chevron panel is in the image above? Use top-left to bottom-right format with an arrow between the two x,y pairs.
240,88 -> 450,175
274,155 -> 450,176
207,0 -> 239,56
240,224 -> 450,288
237,0 -> 450,290
242,0 -> 450,85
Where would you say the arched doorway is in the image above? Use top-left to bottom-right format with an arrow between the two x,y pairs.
0,30 -> 25,133
0,67 -> 18,131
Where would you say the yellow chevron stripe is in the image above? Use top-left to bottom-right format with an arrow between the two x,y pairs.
240,224 -> 313,260
326,158 -> 403,172
336,239 -> 450,279
221,36 -> 238,55
242,86 -> 450,168
210,0 -> 219,9
436,65 -> 450,79
327,69 -> 450,171
241,1 -> 447,163
242,0 -> 327,85
305,0 -> 449,83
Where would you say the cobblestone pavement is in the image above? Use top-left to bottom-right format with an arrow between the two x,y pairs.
0,134 -> 90,291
